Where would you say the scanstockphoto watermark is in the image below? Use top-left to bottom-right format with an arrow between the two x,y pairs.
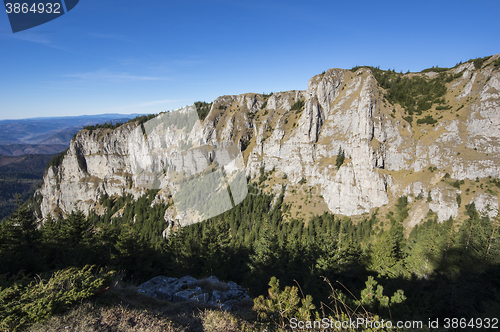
290,317 -> 423,330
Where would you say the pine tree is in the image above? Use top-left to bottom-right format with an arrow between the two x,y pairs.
335,147 -> 345,169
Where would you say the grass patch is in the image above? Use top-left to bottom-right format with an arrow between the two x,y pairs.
196,278 -> 230,293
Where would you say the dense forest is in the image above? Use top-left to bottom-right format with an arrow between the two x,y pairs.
0,154 -> 55,221
1,174 -> 499,330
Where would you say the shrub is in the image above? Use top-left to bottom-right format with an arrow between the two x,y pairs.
356,276 -> 406,311
473,58 -> 484,69
0,265 -> 115,331
240,139 -> 250,152
194,101 -> 212,121
290,99 -> 305,112
253,277 -> 315,328
254,276 -> 406,331
258,167 -> 267,184
45,148 -> 69,171
335,147 -> 345,170
361,67 -> 448,115
421,66 -> 449,73
417,115 -> 437,125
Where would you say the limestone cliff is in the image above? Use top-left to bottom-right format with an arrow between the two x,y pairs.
38,55 -> 500,229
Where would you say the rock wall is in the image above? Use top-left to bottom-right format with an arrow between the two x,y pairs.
39,54 -> 500,224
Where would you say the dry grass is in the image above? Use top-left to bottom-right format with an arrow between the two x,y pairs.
200,310 -> 240,332
27,303 -> 261,332
25,280 -> 260,332
28,303 -> 183,332
195,278 -> 230,293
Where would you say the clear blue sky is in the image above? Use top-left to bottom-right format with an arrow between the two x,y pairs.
0,0 -> 499,120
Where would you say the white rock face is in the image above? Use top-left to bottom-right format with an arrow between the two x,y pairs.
428,187 -> 460,222
472,193 -> 499,220
39,58 -> 500,224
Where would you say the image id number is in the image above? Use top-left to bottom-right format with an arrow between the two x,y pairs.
443,317 -> 498,329
5,3 -> 61,14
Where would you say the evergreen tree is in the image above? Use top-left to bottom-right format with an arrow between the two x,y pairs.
335,147 -> 345,169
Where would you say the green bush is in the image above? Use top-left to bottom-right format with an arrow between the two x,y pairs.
468,55 -> 492,70
417,115 -> 437,125
350,66 -> 449,116
194,101 -> 212,121
45,148 -> 69,171
258,167 -> 267,184
254,276 -> 406,331
0,265 -> 115,331
253,277 -> 315,328
421,66 -> 449,73
335,147 -> 345,170
356,276 -> 406,311
290,99 -> 305,112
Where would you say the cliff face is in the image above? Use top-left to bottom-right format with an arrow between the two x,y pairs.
39,55 -> 500,227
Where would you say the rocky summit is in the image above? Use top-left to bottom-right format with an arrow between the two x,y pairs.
37,55 -> 500,230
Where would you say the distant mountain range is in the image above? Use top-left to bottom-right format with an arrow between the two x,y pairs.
0,154 -> 56,220
0,114 -> 144,156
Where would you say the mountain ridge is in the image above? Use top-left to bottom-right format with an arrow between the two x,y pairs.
36,54 -> 500,231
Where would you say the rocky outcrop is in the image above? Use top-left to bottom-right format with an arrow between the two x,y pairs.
38,54 -> 500,224
137,275 -> 249,310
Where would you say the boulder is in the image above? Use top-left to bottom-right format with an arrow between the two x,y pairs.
137,275 -> 250,310
137,275 -> 198,300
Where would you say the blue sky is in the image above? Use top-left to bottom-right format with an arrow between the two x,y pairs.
0,0 -> 499,120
